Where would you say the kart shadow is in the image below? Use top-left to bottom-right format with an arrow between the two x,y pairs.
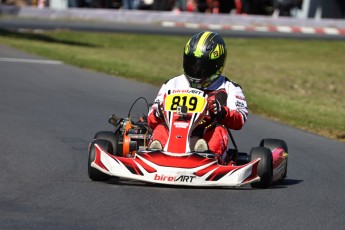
104,177 -> 303,190
269,179 -> 304,189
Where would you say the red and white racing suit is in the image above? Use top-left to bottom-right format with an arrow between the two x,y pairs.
148,74 -> 248,157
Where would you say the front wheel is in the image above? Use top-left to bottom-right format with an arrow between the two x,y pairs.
260,139 -> 288,179
250,147 -> 273,189
94,131 -> 119,156
88,139 -> 113,181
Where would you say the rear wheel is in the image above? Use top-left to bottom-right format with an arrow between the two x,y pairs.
250,147 -> 273,189
260,139 -> 288,178
94,131 -> 119,156
88,139 -> 113,181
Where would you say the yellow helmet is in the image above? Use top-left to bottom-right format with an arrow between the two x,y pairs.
183,31 -> 227,89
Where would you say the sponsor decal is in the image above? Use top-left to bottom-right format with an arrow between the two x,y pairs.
171,89 -> 203,95
213,50 -> 219,57
172,89 -> 189,94
176,175 -> 196,183
154,174 -> 196,183
174,122 -> 189,129
236,101 -> 245,107
187,89 -> 203,95
235,95 -> 246,100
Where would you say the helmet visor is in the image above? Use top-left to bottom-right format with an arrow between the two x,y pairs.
183,56 -> 219,81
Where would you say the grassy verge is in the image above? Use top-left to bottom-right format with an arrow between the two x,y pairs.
0,29 -> 344,141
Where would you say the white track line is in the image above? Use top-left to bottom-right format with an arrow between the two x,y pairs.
0,58 -> 63,65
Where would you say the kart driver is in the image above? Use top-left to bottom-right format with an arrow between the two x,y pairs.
147,31 -> 248,159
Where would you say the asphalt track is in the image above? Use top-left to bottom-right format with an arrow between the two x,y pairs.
1,45 -> 345,230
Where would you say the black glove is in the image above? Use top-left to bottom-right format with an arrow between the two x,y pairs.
154,102 -> 164,120
208,97 -> 225,119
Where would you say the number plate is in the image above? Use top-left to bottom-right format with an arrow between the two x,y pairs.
165,90 -> 207,113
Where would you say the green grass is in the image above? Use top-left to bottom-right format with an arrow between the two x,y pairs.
1,29 -> 344,141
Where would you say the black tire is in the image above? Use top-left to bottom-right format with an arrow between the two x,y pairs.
260,139 -> 288,178
259,139 -> 288,153
94,131 -> 119,156
250,147 -> 273,189
88,139 -> 113,181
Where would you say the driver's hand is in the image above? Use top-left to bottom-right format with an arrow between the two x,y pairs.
208,97 -> 222,116
153,102 -> 164,120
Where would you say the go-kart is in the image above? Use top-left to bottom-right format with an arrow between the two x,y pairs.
88,88 -> 288,188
